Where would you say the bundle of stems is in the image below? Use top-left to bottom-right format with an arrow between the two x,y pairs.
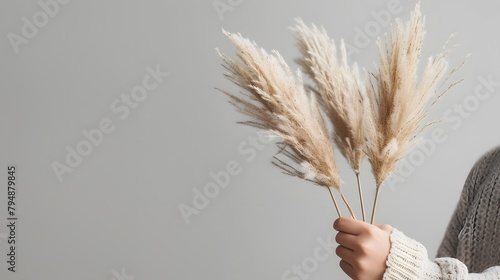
364,3 -> 466,223
292,19 -> 370,222
216,30 -> 356,218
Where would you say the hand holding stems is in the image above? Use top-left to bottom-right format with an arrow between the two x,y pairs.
333,217 -> 392,280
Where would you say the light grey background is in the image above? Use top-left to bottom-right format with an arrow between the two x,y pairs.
0,1 -> 499,279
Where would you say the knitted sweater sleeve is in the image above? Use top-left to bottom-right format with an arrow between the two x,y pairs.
382,228 -> 500,279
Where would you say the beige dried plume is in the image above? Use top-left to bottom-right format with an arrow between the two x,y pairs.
364,3 -> 466,223
216,29 -> 349,217
292,19 -> 369,221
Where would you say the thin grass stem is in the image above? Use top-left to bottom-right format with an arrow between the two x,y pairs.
340,192 -> 357,220
370,186 -> 381,224
327,187 -> 342,218
355,171 -> 366,222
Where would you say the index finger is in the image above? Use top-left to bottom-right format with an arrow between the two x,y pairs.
333,217 -> 368,235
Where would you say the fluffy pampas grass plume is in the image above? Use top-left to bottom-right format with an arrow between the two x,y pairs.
364,3 -> 467,223
292,19 -> 369,221
216,29 -> 356,218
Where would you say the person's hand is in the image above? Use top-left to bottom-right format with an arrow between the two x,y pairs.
333,217 -> 393,280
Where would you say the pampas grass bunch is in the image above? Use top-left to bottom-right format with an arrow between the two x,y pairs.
216,3 -> 466,224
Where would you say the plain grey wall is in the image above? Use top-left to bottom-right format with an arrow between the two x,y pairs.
0,1 -> 499,279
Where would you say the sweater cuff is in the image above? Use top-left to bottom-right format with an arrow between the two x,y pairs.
383,228 -> 432,280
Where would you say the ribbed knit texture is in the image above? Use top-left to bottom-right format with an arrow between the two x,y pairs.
383,146 -> 500,279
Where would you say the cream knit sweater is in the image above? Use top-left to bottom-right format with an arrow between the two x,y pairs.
383,147 -> 500,279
